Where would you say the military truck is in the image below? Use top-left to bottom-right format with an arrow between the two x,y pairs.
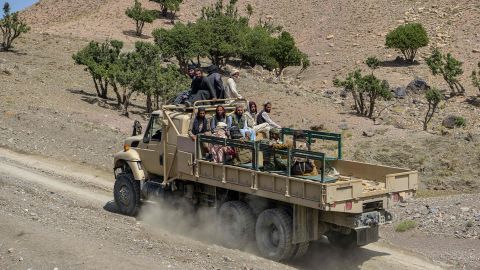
113,99 -> 417,261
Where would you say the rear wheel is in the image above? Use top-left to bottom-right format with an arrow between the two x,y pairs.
218,201 -> 256,250
113,173 -> 140,216
255,208 -> 296,261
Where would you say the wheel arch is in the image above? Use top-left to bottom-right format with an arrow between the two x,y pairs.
114,149 -> 145,181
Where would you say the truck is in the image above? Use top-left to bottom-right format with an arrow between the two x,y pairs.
112,99 -> 418,261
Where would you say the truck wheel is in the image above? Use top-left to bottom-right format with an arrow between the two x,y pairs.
255,208 -> 296,261
326,231 -> 357,249
218,201 -> 255,250
291,241 -> 310,260
113,173 -> 141,216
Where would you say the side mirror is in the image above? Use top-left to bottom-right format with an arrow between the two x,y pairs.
132,120 -> 143,136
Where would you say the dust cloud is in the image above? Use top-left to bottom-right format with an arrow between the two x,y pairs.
137,198 -> 223,245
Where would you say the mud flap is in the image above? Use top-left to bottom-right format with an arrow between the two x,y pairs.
292,205 -> 319,244
355,226 -> 379,246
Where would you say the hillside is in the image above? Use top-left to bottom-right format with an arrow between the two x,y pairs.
22,0 -> 480,89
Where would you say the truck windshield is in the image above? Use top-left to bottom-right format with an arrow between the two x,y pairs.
145,115 -> 162,142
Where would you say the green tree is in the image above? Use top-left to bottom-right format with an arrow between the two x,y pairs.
116,42 -> 186,114
385,23 -> 429,63
0,2 -> 30,51
151,64 -> 190,109
72,40 -> 124,103
239,26 -> 277,70
471,62 -> 480,93
426,48 -> 465,96
334,70 -> 392,118
152,22 -> 204,73
270,31 -> 310,78
196,0 -> 249,67
423,87 -> 443,131
150,0 -> 183,23
126,0 -> 155,36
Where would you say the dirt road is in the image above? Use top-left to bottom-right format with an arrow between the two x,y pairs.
0,147 -> 445,270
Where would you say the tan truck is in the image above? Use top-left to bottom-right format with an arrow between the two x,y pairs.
113,99 -> 418,261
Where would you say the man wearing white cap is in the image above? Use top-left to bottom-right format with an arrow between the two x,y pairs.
224,69 -> 243,100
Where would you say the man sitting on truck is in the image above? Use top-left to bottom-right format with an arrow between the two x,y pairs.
257,101 -> 281,129
227,104 -> 255,140
188,107 -> 210,141
261,128 -> 289,171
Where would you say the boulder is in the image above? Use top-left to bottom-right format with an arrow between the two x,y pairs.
362,130 -> 375,137
393,86 -> 407,98
442,115 -> 458,129
406,78 -> 430,93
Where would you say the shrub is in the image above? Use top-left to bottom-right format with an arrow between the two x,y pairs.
72,40 -> 124,103
0,2 -> 30,51
454,116 -> 466,127
365,56 -> 380,71
395,220 -> 416,232
472,62 -> 480,93
385,23 -> 429,63
334,70 -> 392,118
270,31 -> 310,78
126,0 -> 155,36
423,87 -> 443,131
426,48 -> 465,96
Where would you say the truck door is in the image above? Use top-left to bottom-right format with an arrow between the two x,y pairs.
136,115 -> 164,176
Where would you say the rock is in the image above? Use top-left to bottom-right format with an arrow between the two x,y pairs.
394,87 -> 407,98
338,123 -> 348,130
442,115 -> 459,129
362,130 -> 375,137
473,48 -> 480,53
460,207 -> 470,212
7,248 -> 14,253
326,35 -> 334,40
0,58 -> 6,64
223,256 -> 234,262
310,124 -> 325,131
19,257 -> 23,261
406,78 -> 430,93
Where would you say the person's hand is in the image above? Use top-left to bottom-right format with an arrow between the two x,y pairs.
212,98 -> 217,101
190,135 -> 196,141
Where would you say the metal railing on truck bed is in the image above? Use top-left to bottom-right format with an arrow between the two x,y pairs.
196,128 -> 343,183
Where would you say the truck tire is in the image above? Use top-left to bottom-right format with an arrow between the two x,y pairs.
218,201 -> 255,250
113,173 -> 141,216
255,208 -> 296,261
326,231 -> 357,249
291,241 -> 310,260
